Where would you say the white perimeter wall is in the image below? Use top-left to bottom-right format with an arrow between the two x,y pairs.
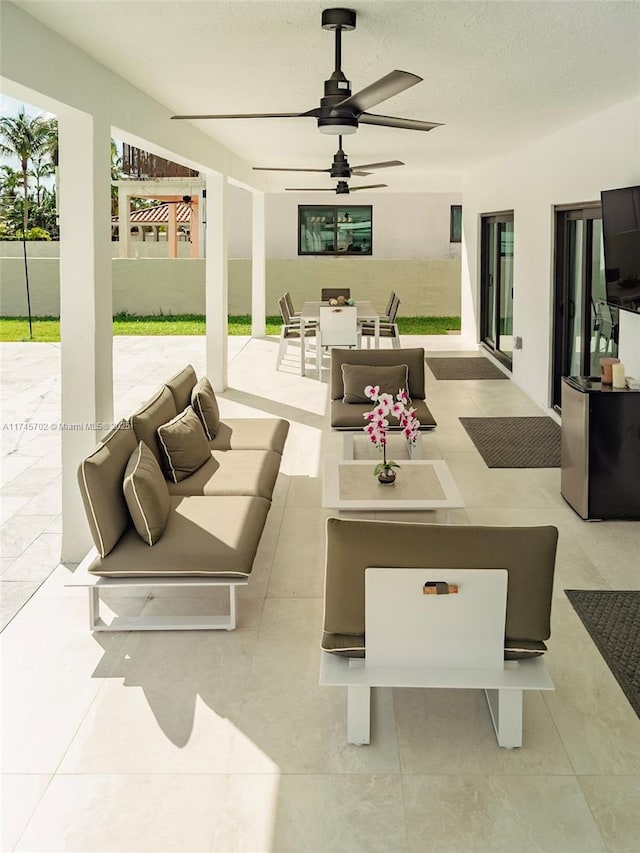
1,188 -> 463,316
462,94 -> 640,410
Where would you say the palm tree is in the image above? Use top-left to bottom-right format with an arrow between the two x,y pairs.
0,109 -> 56,234
29,156 -> 55,206
0,110 -> 56,339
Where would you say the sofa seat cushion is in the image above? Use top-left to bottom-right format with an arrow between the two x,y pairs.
321,631 -> 365,658
165,365 -> 197,413
208,418 -> 290,455
131,386 -> 177,465
157,406 -> 211,483
330,398 -> 437,430
87,495 -> 271,578
191,376 -> 220,439
166,449 -> 281,500
123,442 -> 170,546
77,421 -> 138,558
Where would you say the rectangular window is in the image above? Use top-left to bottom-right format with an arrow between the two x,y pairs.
298,205 -> 372,255
450,205 -> 462,243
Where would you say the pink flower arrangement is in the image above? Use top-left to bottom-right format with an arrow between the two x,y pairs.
362,384 -> 421,478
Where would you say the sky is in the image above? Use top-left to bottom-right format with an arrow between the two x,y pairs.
1,94 -> 56,174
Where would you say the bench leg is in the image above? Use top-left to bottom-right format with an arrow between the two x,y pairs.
343,433 -> 355,459
89,587 -> 101,631
227,584 -> 237,630
485,689 -> 523,748
347,685 -> 371,745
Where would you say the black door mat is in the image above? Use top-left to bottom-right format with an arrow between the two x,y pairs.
426,357 -> 508,380
565,590 -> 640,718
459,416 -> 561,467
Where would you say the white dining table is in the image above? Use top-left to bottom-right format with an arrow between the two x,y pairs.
299,300 -> 381,377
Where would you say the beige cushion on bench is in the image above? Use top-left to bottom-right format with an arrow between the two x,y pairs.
208,418 -> 290,455
322,518 -> 558,660
167,449 -> 281,500
131,386 -> 177,464
157,405 -> 211,483
123,442 -> 170,546
330,398 -> 436,430
87,495 -> 271,578
165,364 -> 197,413
331,348 -> 427,402
341,363 -> 409,404
77,422 -> 137,558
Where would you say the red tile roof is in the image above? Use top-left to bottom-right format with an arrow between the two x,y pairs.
112,202 -> 193,224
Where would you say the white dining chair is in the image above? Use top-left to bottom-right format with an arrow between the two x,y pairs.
318,306 -> 360,350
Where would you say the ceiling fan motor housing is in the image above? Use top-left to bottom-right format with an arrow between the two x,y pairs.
321,8 -> 356,31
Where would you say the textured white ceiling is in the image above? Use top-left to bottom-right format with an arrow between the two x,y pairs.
13,0 -> 640,192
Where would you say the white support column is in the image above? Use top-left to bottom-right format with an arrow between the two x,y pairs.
205,171 -> 229,390
117,188 -> 130,258
251,190 -> 266,338
58,111 -> 113,562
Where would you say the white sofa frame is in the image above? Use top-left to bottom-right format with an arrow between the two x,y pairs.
67,549 -> 248,632
320,567 -> 555,748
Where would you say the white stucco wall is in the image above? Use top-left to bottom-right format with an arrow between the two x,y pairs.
265,192 -> 462,260
461,94 -> 640,410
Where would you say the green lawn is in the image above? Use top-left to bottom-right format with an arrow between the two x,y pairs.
0,314 -> 461,343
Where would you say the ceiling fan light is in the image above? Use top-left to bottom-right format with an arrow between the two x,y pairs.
319,122 -> 357,135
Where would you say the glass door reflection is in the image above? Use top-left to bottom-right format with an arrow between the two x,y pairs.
480,212 -> 514,370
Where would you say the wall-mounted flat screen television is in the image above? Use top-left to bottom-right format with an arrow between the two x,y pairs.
601,184 -> 640,315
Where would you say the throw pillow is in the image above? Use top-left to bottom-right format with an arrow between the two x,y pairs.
123,442 -> 170,546
342,363 -> 409,404
157,405 -> 211,483
191,376 -> 220,440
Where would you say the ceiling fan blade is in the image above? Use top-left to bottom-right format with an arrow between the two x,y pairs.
171,111 -> 312,120
350,159 -> 404,171
336,71 -> 422,115
349,184 -> 388,191
359,113 -> 443,132
350,170 -> 373,177
253,167 -> 329,173
285,187 -> 334,192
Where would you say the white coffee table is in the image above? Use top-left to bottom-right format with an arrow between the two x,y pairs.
322,459 -> 465,521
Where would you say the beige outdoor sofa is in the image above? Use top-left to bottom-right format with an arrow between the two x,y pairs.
74,365 -> 289,631
320,518 -> 558,747
330,347 -> 437,458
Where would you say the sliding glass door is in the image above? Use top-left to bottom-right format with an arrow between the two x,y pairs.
552,205 -> 618,409
480,213 -> 514,368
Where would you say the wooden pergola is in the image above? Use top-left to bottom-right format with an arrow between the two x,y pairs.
113,178 -> 205,258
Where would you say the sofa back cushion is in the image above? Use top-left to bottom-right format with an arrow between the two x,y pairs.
165,365 -> 198,413
341,363 -> 409,404
123,442 -> 170,546
77,421 -> 137,557
331,347 -> 425,401
157,405 -> 211,483
130,386 -> 177,464
191,376 -> 220,439
323,518 -> 557,645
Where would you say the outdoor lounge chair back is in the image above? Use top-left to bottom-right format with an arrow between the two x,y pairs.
277,296 -> 315,370
384,291 -> 396,319
284,291 -> 300,318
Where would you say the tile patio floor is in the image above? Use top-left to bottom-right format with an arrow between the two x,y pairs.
1,334 -> 639,852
